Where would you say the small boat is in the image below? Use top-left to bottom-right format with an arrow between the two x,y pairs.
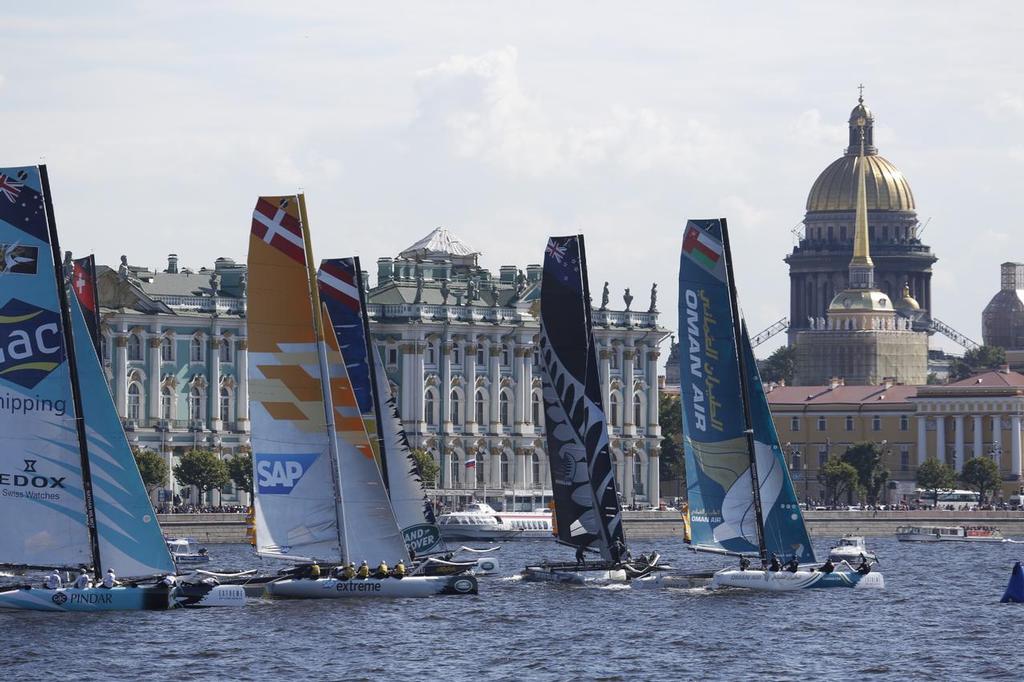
1001,562 -> 1024,603
247,195 -> 475,599
522,234 -> 662,585
828,536 -> 877,562
896,525 -> 1011,543
165,537 -> 210,565
676,215 -> 882,592
0,164 -> 243,612
438,504 -> 553,541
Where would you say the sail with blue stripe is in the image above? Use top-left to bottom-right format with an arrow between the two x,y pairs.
678,218 -> 813,562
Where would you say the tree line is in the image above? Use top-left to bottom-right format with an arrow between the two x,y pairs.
133,447 -> 253,502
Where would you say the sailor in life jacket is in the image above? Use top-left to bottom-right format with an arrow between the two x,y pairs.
392,560 -> 406,579
375,560 -> 390,578
73,568 -> 92,589
102,568 -> 118,588
44,569 -> 62,590
335,563 -> 356,580
356,561 -> 370,579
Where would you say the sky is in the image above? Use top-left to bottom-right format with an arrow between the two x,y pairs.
2,1 -> 1022,360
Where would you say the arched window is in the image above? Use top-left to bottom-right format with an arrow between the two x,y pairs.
609,393 -> 620,427
499,452 -> 510,487
633,454 -> 644,494
502,344 -> 511,366
633,394 -> 643,427
610,351 -> 620,370
499,391 -> 511,425
219,339 -> 232,362
160,386 -> 173,419
127,382 -> 141,420
190,336 -> 203,362
531,453 -> 541,488
424,389 -> 437,426
450,455 -> 461,486
127,334 -> 142,361
427,341 -> 436,365
220,387 -> 231,423
531,392 -> 543,426
160,336 -> 174,362
475,390 -> 487,425
450,390 -> 461,426
189,386 -> 203,420
452,346 -> 460,365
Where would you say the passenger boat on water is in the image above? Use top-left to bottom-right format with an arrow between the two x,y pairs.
245,195 -> 476,598
439,504 -> 553,541
166,537 -> 210,565
896,525 -> 1012,543
0,165 -> 243,611
828,536 -> 877,562
676,215 -> 882,591
521,234 -> 663,585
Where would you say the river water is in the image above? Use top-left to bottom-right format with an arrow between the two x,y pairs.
4,535 -> 1022,680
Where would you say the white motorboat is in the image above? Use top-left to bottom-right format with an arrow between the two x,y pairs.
166,537 -> 210,565
828,535 -> 877,562
438,503 -> 552,541
896,525 -> 1012,543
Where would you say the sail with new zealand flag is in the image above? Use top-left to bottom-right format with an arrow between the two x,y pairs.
538,235 -> 626,563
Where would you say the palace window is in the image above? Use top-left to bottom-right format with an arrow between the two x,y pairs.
452,346 -> 461,365
499,391 -> 511,425
872,415 -> 882,431
633,455 -> 644,495
502,344 -> 511,367
610,352 -> 620,370
188,386 -> 203,420
499,453 -> 510,486
424,390 -> 437,426
900,446 -> 910,472
220,387 -> 231,423
449,456 -> 461,486
477,346 -> 485,365
610,394 -> 620,428
817,416 -> 826,431
127,334 -> 142,361
161,337 -> 174,362
160,386 -> 173,419
633,394 -> 643,427
450,390 -> 461,426
426,342 -> 436,365
127,382 -> 141,421
531,453 -> 542,488
190,336 -> 203,363
791,447 -> 802,471
790,416 -> 800,432
475,390 -> 486,425
220,340 -> 232,363
387,347 -> 398,366
845,416 -> 854,432
532,392 -> 543,426
900,415 -> 909,432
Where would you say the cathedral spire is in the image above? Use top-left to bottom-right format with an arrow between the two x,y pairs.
848,116 -> 874,289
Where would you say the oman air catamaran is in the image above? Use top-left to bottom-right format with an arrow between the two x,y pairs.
316,256 -> 496,576
523,235 -> 663,585
246,194 -> 476,598
0,165 -> 243,611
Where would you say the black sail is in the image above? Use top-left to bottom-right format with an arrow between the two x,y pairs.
539,235 -> 626,563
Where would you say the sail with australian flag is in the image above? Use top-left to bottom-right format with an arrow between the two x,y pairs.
677,218 -> 813,563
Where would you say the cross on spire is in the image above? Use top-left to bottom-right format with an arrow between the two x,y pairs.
858,83 -> 865,103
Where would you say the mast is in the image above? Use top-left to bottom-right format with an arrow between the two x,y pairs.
39,165 -> 103,575
353,256 -> 391,490
719,218 -> 767,565
297,194 -> 349,565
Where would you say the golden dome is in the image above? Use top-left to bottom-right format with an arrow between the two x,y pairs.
806,154 -> 915,212
897,283 -> 921,311
828,289 -> 892,314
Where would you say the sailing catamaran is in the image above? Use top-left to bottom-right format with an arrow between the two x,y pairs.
677,217 -> 883,591
246,194 -> 476,598
0,165 -> 244,611
523,235 -> 661,584
317,257 -> 495,576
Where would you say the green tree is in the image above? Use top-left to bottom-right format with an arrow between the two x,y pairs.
820,457 -> 860,507
226,450 -> 253,493
658,394 -> 685,486
841,441 -> 890,505
132,446 -> 167,493
916,457 -> 957,503
960,456 -> 1003,503
759,345 -> 798,385
173,449 -> 229,497
949,345 -> 1006,381
410,448 -> 439,488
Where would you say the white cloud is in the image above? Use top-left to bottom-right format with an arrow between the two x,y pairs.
787,109 -> 845,149
983,91 -> 1024,119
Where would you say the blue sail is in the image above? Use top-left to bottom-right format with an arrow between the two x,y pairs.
70,294 -> 176,578
677,219 -> 813,562
0,165 -> 92,569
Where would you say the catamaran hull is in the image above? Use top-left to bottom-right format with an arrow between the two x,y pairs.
710,569 -> 884,591
0,583 -> 247,611
265,575 -> 478,598
522,567 -> 627,585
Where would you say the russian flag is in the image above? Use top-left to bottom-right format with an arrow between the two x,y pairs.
465,458 -> 477,469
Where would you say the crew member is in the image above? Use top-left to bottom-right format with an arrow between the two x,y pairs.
309,562 -> 321,579
339,563 -> 356,580
575,545 -> 586,567
856,554 -> 872,575
785,557 -> 799,573
739,557 -> 751,571
374,560 -> 390,579
392,560 -> 407,579
819,558 -> 835,574
356,561 -> 370,579
769,554 -> 781,572
102,568 -> 118,588
73,569 -> 92,589
161,574 -> 177,588
44,569 -> 62,590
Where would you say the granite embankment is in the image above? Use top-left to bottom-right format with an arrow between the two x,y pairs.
159,509 -> 1024,543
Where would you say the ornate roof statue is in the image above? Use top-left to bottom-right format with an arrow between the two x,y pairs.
399,227 -> 479,263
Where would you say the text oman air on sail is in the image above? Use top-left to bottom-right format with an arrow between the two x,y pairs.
0,299 -> 72,504
255,453 -> 320,494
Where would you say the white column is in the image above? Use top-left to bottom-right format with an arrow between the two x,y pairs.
647,447 -> 660,505
917,415 -> 928,465
209,336 -> 222,431
512,345 -> 524,431
464,341 -> 478,435
413,338 -> 426,432
1012,415 -> 1022,478
114,334 -> 128,418
972,415 -> 983,458
954,415 -> 965,471
599,346 -> 611,414
400,342 -> 414,428
236,338 -> 249,427
440,338 -> 452,431
521,344 -> 533,429
488,339 -> 501,430
622,450 -> 635,503
646,348 -> 660,438
622,346 -> 636,435
992,415 -> 1002,459
935,415 -> 946,463
514,447 -> 527,487
439,440 -> 450,491
147,332 -> 161,424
